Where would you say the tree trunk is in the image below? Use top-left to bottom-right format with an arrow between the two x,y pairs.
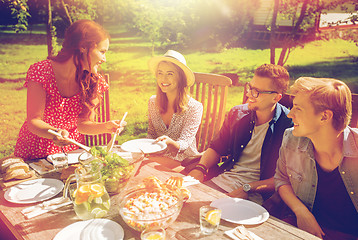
60,0 -> 72,24
270,0 -> 279,64
46,0 -> 54,57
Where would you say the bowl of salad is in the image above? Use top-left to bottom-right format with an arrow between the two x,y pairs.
79,146 -> 143,195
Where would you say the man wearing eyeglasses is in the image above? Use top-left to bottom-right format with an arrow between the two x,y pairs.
188,64 -> 293,204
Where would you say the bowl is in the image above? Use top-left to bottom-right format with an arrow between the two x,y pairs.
78,146 -> 143,195
118,186 -> 183,231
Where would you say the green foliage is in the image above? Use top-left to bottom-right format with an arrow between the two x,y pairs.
1,25 -> 358,158
5,0 -> 30,32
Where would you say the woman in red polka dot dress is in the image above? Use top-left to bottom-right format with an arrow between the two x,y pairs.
14,20 -> 125,160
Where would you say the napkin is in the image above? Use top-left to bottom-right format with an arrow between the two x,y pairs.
225,226 -> 264,240
21,197 -> 71,219
182,176 -> 200,187
29,159 -> 55,175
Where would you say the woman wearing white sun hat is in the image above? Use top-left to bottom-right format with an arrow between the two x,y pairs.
147,50 -> 203,162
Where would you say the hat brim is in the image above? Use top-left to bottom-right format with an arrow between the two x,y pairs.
148,56 -> 195,87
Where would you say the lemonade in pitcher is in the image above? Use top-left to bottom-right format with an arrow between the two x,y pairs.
64,162 -> 110,220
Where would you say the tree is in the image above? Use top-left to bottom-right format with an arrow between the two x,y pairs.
270,0 -> 358,66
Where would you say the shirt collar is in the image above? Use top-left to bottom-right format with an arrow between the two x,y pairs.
298,127 -> 358,158
342,127 -> 358,158
269,103 -> 282,125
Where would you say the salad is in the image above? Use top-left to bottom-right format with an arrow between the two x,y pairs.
90,146 -> 135,194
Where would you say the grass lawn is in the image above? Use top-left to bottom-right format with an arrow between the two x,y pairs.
1,24 -> 358,158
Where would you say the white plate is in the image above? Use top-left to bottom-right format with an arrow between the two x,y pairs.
4,178 -> 64,204
47,149 -> 84,164
53,219 -> 124,240
211,198 -> 269,225
120,138 -> 167,154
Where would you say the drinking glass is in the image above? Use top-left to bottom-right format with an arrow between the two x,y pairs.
52,154 -> 68,171
199,205 -> 221,235
141,227 -> 166,240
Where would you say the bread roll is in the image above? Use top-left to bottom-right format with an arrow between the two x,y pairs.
1,157 -> 24,172
4,169 -> 32,181
5,162 -> 29,173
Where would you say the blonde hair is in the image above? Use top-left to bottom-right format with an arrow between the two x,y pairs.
156,61 -> 189,114
290,77 -> 352,131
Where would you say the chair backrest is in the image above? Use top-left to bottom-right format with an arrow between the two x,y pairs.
190,72 -> 232,152
85,74 -> 111,147
242,83 -> 358,128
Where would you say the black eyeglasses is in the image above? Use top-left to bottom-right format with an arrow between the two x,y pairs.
245,83 -> 278,98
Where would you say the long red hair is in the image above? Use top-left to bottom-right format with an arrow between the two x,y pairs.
48,19 -> 109,117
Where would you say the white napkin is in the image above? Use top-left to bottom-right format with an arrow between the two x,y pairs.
225,226 -> 264,240
182,176 -> 200,187
21,197 -> 71,219
29,159 -> 55,175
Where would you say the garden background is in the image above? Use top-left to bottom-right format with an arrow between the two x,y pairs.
0,0 -> 358,158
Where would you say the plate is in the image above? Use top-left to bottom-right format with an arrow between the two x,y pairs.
120,138 -> 167,154
4,178 -> 64,204
47,149 -> 84,164
211,198 -> 269,225
53,219 -> 124,240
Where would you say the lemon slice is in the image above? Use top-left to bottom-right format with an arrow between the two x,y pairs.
94,197 -> 103,204
90,183 -> 105,198
144,233 -> 164,240
205,209 -> 221,225
91,208 -> 107,218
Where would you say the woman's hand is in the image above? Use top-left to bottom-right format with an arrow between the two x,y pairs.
155,135 -> 179,154
105,120 -> 127,134
52,129 -> 71,147
296,208 -> 325,239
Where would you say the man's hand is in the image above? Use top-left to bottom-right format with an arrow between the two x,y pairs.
296,207 -> 325,239
188,169 -> 205,182
227,187 -> 249,199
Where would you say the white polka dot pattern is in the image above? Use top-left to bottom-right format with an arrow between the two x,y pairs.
14,60 -> 109,160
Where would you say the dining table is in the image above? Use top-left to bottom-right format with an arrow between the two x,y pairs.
0,155 -> 321,240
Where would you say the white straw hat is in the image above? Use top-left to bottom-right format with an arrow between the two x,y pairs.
148,50 -> 195,87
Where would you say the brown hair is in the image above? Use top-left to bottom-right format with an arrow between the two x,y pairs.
156,61 -> 189,114
48,19 -> 109,116
290,77 -> 352,131
254,64 -> 290,94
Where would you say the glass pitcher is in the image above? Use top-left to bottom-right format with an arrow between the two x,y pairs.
63,161 -> 110,220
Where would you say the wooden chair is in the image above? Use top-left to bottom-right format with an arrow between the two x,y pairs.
181,72 -> 232,169
350,93 -> 358,128
243,83 -> 358,128
84,74 -> 111,146
191,72 -> 232,152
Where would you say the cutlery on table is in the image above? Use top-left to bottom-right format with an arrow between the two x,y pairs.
21,197 -> 71,219
107,112 -> 128,152
233,225 -> 255,240
48,129 -> 91,152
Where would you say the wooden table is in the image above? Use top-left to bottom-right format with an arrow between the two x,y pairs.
0,158 -> 320,240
